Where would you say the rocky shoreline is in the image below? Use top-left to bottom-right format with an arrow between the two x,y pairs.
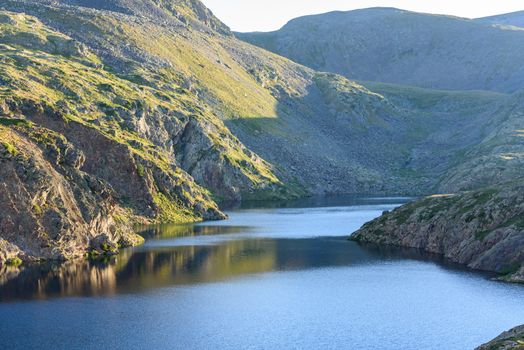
476,325 -> 524,350
351,183 -> 524,283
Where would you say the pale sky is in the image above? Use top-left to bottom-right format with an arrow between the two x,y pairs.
201,0 -> 524,32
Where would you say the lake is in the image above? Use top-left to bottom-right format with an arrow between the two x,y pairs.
0,196 -> 523,349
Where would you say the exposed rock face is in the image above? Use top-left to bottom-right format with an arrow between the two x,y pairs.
351,183 -> 524,283
0,126 -> 144,262
27,0 -> 231,34
476,325 -> 524,350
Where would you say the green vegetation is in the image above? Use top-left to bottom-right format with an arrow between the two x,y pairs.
32,204 -> 43,216
0,118 -> 31,127
5,257 -> 22,267
0,9 -> 290,226
476,214 -> 524,241
393,207 -> 414,225
500,263 -> 521,276
1,141 -> 18,156
505,215 -> 524,229
475,229 -> 492,241
457,189 -> 499,215
101,243 -> 117,254
393,195 -> 459,225
136,163 -> 146,177
152,191 -> 201,224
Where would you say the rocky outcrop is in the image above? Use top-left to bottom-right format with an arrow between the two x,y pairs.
0,126 -> 144,263
476,325 -> 524,350
351,183 -> 524,283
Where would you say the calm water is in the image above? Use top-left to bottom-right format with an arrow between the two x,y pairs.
0,197 -> 523,349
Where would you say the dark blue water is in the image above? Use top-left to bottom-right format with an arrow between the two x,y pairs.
0,197 -> 523,349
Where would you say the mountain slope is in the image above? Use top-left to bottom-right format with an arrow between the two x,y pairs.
239,7 -> 524,93
4,1 -> 519,197
0,5 -> 285,262
478,11 -> 524,29
1,1 -> 524,264
438,89 -> 524,192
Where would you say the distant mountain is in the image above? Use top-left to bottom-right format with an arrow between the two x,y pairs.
238,7 -> 524,93
478,10 -> 524,28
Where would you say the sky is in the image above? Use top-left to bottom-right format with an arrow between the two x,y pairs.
201,0 -> 524,32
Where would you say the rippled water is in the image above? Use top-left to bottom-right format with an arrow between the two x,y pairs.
0,197 -> 523,349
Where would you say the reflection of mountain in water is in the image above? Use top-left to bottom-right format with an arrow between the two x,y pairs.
138,223 -> 255,239
0,235 -> 278,301
0,227 -> 475,302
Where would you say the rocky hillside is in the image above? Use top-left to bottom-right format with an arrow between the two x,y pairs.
239,6 -> 524,193
437,89 -> 524,192
476,325 -> 524,350
239,7 -> 524,93
0,2 -> 291,263
1,0 -> 524,264
351,183 -> 524,283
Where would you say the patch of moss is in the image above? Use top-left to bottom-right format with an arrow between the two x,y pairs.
136,163 -> 145,177
1,141 -> 18,156
500,263 -> 521,276
5,257 -> 22,267
152,190 -> 201,224
0,118 -> 31,127
33,204 -> 43,215
101,243 -> 117,254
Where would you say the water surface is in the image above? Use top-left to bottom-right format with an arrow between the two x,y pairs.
0,196 -> 523,349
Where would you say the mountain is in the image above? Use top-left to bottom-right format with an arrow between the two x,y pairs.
238,7 -> 524,93
478,11 -> 524,28
0,0 -> 290,262
1,1 -> 523,264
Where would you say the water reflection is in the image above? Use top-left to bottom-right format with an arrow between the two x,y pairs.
0,236 -> 366,301
0,233 -> 484,302
138,223 -> 255,239
1,198 -> 523,350
0,197 -> 417,301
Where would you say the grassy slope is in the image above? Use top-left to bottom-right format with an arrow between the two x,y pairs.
0,7 -> 295,210
1,0 -> 520,199
0,11 -> 222,222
